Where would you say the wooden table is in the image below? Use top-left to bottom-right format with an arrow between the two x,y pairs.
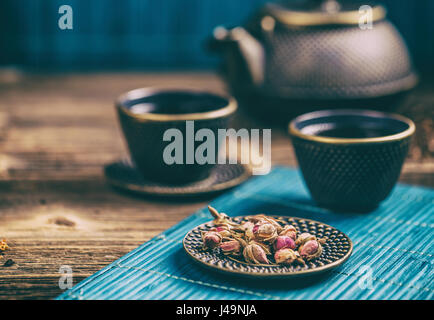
0,72 -> 432,300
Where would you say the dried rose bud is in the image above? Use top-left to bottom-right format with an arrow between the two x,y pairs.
299,239 -> 323,261
251,215 -> 284,233
274,248 -> 298,265
214,221 -> 236,230
273,235 -> 296,251
208,206 -> 239,229
239,221 -> 253,239
210,226 -> 232,238
242,224 -> 253,241
252,223 -> 278,243
252,240 -> 271,255
241,221 -> 255,231
279,225 -> 297,240
219,240 -> 242,256
243,243 -> 269,264
202,231 -> 222,250
299,239 -> 318,256
295,232 -> 316,246
247,215 -> 266,224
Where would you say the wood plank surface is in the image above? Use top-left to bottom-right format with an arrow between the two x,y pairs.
0,72 -> 432,299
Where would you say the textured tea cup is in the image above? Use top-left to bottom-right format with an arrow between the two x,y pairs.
116,88 -> 237,184
289,109 -> 415,212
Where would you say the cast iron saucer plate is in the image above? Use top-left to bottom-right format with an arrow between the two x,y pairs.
104,158 -> 251,197
183,216 -> 353,278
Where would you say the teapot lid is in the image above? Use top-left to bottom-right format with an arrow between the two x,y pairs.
264,0 -> 386,26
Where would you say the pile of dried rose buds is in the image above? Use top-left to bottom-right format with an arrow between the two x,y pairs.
201,206 -> 326,266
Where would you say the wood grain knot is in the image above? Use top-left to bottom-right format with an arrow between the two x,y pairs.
48,217 -> 76,227
3,259 -> 15,267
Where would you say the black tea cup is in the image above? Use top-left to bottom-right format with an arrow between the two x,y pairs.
116,88 -> 237,184
289,109 -> 415,212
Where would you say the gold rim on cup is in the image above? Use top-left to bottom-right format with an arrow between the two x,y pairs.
116,87 -> 238,122
288,109 -> 416,145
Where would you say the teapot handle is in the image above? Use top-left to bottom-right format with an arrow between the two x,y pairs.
208,26 -> 265,86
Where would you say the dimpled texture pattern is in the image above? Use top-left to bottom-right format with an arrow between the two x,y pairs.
260,20 -> 417,99
291,136 -> 411,210
184,216 -> 351,276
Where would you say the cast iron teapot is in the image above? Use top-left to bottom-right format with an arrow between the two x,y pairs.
209,0 -> 418,119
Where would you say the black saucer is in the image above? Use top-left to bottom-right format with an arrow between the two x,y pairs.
104,159 -> 251,197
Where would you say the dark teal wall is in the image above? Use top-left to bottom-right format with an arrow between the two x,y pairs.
1,0 -> 433,73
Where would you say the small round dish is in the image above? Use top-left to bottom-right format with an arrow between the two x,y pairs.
183,216 -> 352,278
104,158 -> 251,197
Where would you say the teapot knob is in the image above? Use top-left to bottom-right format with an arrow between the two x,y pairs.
321,0 -> 341,13
308,0 -> 341,12
260,16 -> 276,32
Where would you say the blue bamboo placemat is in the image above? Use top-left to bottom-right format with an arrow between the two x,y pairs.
57,167 -> 434,300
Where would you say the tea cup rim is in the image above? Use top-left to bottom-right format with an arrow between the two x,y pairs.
288,109 -> 415,144
116,87 -> 237,122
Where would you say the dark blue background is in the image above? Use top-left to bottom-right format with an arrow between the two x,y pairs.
1,0 -> 433,73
